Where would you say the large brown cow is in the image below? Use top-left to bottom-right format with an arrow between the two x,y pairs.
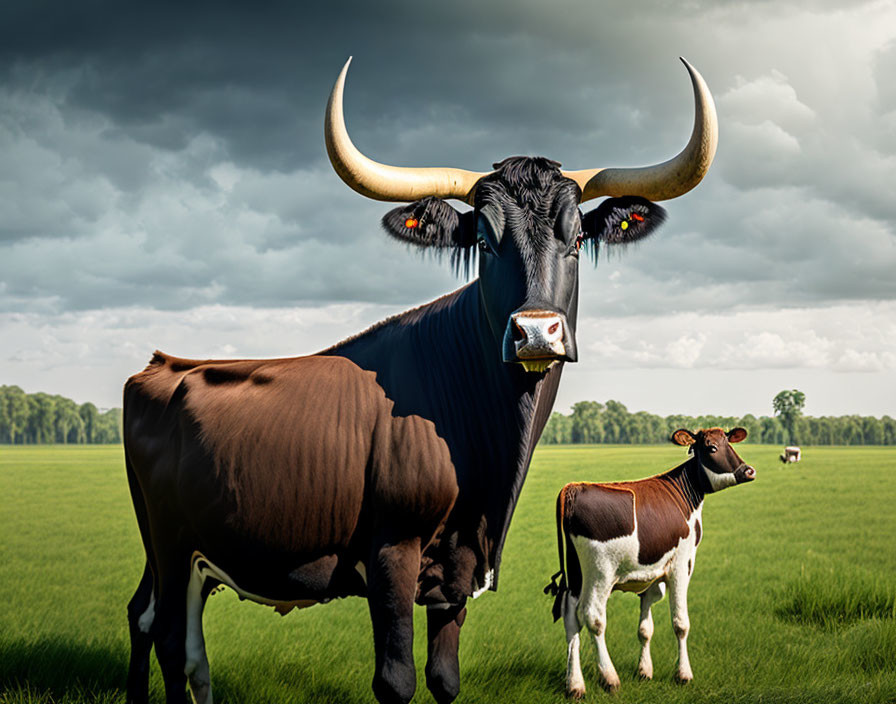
123,58 -> 718,704
546,428 -> 755,697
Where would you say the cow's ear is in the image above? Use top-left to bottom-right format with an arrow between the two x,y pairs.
671,428 -> 697,446
382,197 -> 475,249
727,427 -> 748,443
582,196 -> 666,246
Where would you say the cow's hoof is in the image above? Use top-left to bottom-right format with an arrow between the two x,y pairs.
600,676 -> 620,694
674,672 -> 693,685
372,664 -> 416,704
566,685 -> 586,700
426,671 -> 460,704
637,668 -> 653,681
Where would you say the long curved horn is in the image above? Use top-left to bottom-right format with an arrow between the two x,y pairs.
325,58 -> 487,204
563,58 -> 718,203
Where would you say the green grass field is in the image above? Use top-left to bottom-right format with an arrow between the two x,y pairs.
2,443 -> 895,703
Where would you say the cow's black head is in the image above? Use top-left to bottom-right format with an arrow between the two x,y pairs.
380,157 -> 666,372
324,57 -> 718,373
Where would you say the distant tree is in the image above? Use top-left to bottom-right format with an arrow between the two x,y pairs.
883,416 -> 896,445
94,408 -> 122,444
862,416 -> 884,445
53,396 -> 84,444
79,402 -> 100,444
602,400 -> 629,443
28,393 -> 56,444
738,413 -> 762,443
571,401 -> 604,444
7,386 -> 28,443
773,389 -> 806,444
541,412 -> 572,444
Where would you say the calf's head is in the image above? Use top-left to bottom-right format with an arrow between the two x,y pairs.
325,57 -> 718,373
672,427 -> 756,492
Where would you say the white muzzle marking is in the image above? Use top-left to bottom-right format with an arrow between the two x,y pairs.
513,312 -> 566,359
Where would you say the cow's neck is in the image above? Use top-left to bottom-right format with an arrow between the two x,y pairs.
658,457 -> 706,514
323,280 -> 562,593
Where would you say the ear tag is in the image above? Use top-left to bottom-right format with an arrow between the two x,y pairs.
620,220 -> 629,231
575,234 -> 583,251
631,213 -> 644,222
405,218 -> 419,229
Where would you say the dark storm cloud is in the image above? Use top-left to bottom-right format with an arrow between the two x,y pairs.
0,0 -> 894,316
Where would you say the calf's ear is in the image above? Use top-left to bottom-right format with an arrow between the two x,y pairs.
582,196 -> 666,245
382,196 -> 475,249
727,427 -> 748,443
671,428 -> 697,446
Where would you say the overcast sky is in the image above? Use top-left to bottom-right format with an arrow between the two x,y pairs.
1,0 -> 895,418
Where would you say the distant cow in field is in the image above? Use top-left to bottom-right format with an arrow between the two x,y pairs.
780,446 -> 801,463
545,427 -> 756,697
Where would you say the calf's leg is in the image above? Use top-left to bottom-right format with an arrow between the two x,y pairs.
636,581 -> 666,680
367,537 -> 422,704
425,602 -> 466,704
562,592 -> 586,699
581,580 -> 619,692
667,569 -> 693,683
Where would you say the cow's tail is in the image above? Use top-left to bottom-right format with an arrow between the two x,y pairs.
544,486 -> 569,622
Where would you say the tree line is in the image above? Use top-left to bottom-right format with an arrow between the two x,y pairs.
3,384 -> 894,447
540,400 -> 896,446
0,386 -> 122,444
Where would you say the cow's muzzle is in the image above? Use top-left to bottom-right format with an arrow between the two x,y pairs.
502,310 -> 577,372
734,464 -> 756,484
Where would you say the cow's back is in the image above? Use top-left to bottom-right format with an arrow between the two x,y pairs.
124,351 -> 458,562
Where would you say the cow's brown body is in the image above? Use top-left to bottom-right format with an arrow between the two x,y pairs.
125,352 -> 458,604
560,464 -> 702,583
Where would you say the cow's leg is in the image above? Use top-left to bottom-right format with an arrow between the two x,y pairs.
126,562 -> 155,704
636,581 -> 666,680
152,557 -> 191,704
367,537 -> 421,704
581,579 -> 619,692
424,602 -> 466,704
668,567 -> 693,683
562,591 -> 586,699
185,561 -> 215,704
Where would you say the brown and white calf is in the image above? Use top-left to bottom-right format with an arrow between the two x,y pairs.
545,427 -> 756,696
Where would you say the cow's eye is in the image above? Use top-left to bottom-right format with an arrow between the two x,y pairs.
478,238 -> 490,254
707,445 -> 718,454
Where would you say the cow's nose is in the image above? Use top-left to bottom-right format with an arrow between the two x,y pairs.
509,311 -> 566,359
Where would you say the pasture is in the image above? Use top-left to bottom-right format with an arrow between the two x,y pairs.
1,443 -> 895,703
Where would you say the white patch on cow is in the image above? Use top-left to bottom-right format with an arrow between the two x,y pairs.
137,594 -> 155,634
426,602 -> 455,611
190,551 -> 319,613
471,569 -> 494,599
355,561 -> 367,585
702,464 -> 738,492
564,504 -> 704,692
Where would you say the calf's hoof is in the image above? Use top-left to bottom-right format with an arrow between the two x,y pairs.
637,667 -> 653,681
566,685 -> 586,700
599,675 -> 621,694
674,671 -> 693,685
